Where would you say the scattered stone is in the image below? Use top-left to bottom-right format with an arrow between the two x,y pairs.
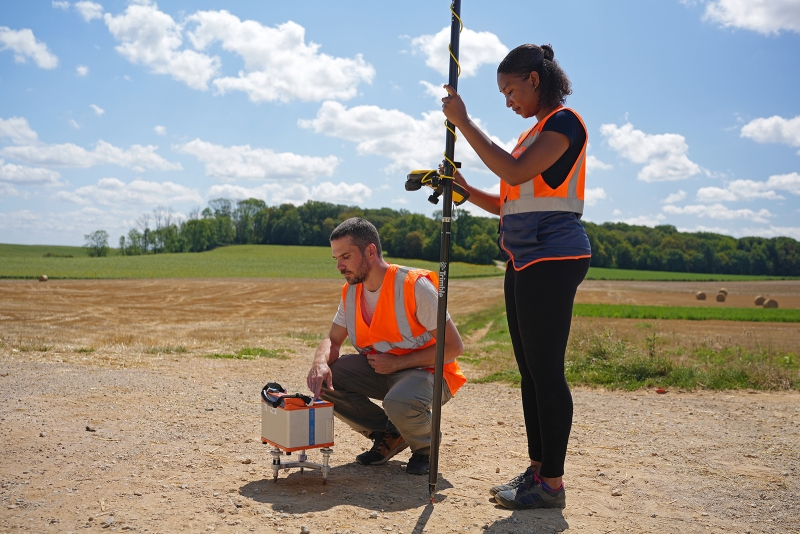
301,527 -> 310,534
103,516 -> 114,528
598,472 -> 606,477
611,488 -> 623,496
754,295 -> 765,306
39,275 -> 48,282
495,468 -> 500,473
369,512 -> 378,519
133,491 -> 142,496
205,408 -> 214,411
241,458 -> 252,464
86,426 -> 96,432
695,291 -> 706,300
39,432 -> 46,438
701,512 -> 709,516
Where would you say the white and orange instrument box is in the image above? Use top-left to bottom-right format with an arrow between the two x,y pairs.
261,396 -> 334,452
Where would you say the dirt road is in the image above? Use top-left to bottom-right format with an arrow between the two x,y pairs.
1,278 -> 798,533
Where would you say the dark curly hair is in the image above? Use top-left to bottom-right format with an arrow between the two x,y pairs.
497,44 -> 572,111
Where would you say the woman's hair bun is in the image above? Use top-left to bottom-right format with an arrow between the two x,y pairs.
540,44 -> 554,61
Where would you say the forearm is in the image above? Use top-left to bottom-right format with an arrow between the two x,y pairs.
313,336 -> 340,366
460,180 -> 501,215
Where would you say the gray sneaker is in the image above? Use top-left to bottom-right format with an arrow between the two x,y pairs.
494,473 -> 566,510
489,467 -> 534,496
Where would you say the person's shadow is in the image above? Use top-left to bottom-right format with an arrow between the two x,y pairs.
482,505 -> 569,533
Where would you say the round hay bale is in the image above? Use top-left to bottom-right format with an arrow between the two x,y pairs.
754,295 -> 765,306
38,275 -> 48,282
715,293 -> 726,302
695,291 -> 706,300
718,288 -> 728,296
763,299 -> 778,309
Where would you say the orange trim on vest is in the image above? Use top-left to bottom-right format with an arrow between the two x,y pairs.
341,265 -> 467,395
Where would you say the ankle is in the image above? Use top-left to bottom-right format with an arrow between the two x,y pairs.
539,475 -> 563,491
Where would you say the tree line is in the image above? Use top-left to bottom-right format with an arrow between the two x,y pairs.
100,198 -> 800,275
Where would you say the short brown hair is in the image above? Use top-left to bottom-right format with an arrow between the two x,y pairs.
330,217 -> 383,257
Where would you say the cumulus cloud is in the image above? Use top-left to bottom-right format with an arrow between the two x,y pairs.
0,159 -> 62,186
1,116 -> 181,172
52,1 -> 70,9
703,0 -> 800,34
600,122 -> 702,182
174,139 -> 339,181
90,104 -> 105,116
740,115 -> 800,153
662,203 -> 773,223
75,1 -> 104,22
186,11 -> 374,102
738,225 -> 800,240
411,27 -> 508,78
310,181 -> 372,204
76,65 -> 89,76
584,187 -> 607,206
664,190 -> 687,204
613,213 -> 668,227
696,173 -> 800,202
69,119 -> 80,129
206,180 -> 370,206
587,155 -> 612,174
0,27 -> 59,69
56,177 -> 202,206
103,0 -> 221,90
153,125 -> 166,136
298,101 -> 507,173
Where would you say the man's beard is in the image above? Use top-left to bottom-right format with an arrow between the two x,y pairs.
342,257 -> 370,285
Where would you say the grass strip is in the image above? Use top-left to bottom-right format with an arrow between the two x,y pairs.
573,303 -> 800,322
205,347 -> 293,360
460,302 -> 799,391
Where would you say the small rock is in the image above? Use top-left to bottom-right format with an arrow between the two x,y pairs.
85,426 -> 96,432
181,484 -> 188,489
39,432 -> 46,438
133,491 -> 142,496
369,512 -> 378,519
611,488 -> 622,496
241,458 -> 252,464
598,472 -> 606,477
651,513 -> 656,518
495,468 -> 500,473
301,527 -> 310,534
205,408 -> 214,411
103,517 -> 114,528
701,512 -> 709,516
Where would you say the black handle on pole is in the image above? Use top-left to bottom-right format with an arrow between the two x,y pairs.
429,0 -> 461,503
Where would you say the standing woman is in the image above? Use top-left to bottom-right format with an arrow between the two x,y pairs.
442,43 -> 590,510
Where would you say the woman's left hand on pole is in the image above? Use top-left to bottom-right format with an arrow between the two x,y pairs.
442,85 -> 468,128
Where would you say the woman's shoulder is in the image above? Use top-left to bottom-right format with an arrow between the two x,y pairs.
542,108 -> 586,143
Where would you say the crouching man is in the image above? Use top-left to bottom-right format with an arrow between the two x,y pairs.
306,217 -> 466,475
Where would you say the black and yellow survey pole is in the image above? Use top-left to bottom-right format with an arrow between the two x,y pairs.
428,0 -> 462,503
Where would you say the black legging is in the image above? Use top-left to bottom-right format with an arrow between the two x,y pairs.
504,257 -> 590,478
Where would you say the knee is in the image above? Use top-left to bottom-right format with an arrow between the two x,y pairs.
383,393 -> 425,421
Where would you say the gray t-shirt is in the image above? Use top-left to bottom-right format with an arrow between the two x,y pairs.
333,276 -> 450,331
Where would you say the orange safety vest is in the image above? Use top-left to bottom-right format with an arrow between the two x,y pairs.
341,264 -> 467,396
500,106 -> 588,217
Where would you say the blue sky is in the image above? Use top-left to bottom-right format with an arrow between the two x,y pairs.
1,0 -> 799,246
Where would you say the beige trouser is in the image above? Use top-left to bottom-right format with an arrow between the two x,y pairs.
320,353 -> 453,455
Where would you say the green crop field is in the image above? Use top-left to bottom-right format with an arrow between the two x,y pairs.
0,244 -> 501,280
572,303 -> 800,323
1,243 -> 797,281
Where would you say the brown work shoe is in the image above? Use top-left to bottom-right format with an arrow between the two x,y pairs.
355,431 -> 408,466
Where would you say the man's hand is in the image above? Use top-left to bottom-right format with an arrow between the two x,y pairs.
367,353 -> 400,375
307,360 -> 333,400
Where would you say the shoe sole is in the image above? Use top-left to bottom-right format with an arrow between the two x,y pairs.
493,492 -> 566,510
369,442 -> 409,466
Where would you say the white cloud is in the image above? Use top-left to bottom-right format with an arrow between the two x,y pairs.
75,1 -> 104,22
740,115 -> 800,153
298,101 -> 505,174
738,225 -> 800,240
52,1 -> 70,10
205,181 -> 370,206
153,125 -> 166,136
664,190 -> 687,204
103,0 -> 220,90
56,177 -> 202,206
0,27 -> 58,69
587,155 -> 612,174
76,65 -> 89,76
174,139 -> 339,181
703,0 -> 800,34
411,27 -> 508,78
420,80 -> 445,101
90,104 -> 105,116
0,117 -> 40,145
0,159 -> 62,186
600,122 -> 702,182
2,141 -> 181,171
69,119 -> 81,129
612,209 -> 622,216
613,213 -> 667,227
584,187 -> 607,206
695,173 -> 800,202
662,203 -> 773,223
310,182 -> 372,204
186,11 -> 375,102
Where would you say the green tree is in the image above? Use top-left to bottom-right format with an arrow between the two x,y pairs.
84,230 -> 110,257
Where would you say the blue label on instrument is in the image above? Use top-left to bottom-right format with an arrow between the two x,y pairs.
308,408 -> 315,445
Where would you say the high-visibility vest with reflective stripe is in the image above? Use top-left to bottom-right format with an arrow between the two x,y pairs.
500,106 -> 587,217
342,264 -> 467,396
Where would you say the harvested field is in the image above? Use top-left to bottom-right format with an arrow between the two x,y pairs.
1,278 -> 799,533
